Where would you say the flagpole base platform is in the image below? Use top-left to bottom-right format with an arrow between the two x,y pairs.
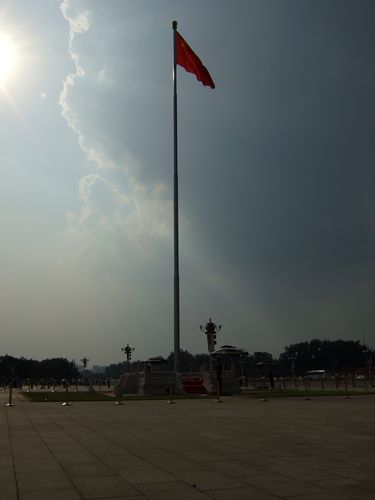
114,401 -> 123,405
166,399 -> 176,404
5,403 -> 15,407
61,402 -> 71,406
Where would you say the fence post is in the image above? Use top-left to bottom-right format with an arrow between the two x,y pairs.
62,383 -> 71,406
166,381 -> 176,404
303,378 -> 310,400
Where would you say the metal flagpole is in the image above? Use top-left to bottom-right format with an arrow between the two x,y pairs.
172,20 -> 180,374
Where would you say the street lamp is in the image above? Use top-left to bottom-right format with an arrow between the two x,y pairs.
80,357 -> 90,386
121,345 -> 135,365
200,318 -> 221,354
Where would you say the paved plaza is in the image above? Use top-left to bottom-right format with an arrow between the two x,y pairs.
1,391 -> 375,499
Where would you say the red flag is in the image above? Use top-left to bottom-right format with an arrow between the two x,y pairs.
176,31 -> 215,89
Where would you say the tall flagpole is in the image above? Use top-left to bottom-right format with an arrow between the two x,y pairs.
172,20 -> 180,374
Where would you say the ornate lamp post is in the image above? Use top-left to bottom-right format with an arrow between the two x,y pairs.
121,345 -> 135,368
80,357 -> 90,390
200,318 -> 221,354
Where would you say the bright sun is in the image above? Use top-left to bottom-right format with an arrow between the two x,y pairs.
0,33 -> 17,83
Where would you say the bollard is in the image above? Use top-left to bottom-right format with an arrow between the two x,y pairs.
5,381 -> 15,407
259,383 -> 268,402
114,387 -> 123,405
62,384 -> 71,406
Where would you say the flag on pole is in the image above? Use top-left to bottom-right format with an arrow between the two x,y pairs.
176,31 -> 215,89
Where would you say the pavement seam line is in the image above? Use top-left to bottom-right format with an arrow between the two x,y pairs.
4,405 -> 20,500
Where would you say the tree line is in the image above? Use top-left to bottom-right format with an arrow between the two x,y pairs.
1,339 -> 370,381
0,355 -> 78,382
100,339 -> 370,377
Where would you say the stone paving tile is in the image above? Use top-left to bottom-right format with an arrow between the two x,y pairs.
62,462 -> 116,478
316,478 -> 375,498
201,459 -> 269,477
4,393 -> 375,499
135,483 -> 210,500
0,466 -> 17,500
230,453 -> 280,467
116,465 -> 177,484
70,475 -> 140,499
15,458 -> 62,472
54,451 -> 99,464
134,480 -> 216,499
282,455 -> 349,471
134,481 -> 190,495
16,470 -> 73,492
179,450 -> 230,463
101,454 -> 149,469
207,486 -> 282,499
12,448 -> 53,460
0,455 -> 13,466
156,458 -> 203,473
172,469 -> 247,490
285,494 -> 352,500
133,449 -> 178,462
81,444 -> 128,457
264,462 -> 338,481
0,445 -> 13,454
243,472 -> 325,497
19,489 -> 82,500
92,497 -> 144,500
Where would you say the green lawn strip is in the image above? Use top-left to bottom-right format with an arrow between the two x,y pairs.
240,389 -> 375,398
23,392 -> 114,402
115,394 -> 207,401
22,392 -> 208,402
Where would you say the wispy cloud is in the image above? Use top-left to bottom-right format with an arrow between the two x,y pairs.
58,0 -> 171,264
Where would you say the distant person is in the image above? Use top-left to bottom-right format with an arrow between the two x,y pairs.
215,358 -> 223,395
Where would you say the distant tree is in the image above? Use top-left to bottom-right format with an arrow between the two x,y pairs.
281,339 -> 367,374
102,362 -> 127,378
166,351 -> 210,372
0,354 -> 79,381
254,352 -> 274,364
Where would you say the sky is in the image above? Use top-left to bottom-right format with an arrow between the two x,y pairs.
0,0 -> 374,367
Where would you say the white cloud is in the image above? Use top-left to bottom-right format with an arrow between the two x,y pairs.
60,0 -> 90,34
97,65 -> 108,83
58,0 -> 172,266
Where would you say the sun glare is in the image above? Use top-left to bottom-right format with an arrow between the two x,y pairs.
0,33 -> 17,83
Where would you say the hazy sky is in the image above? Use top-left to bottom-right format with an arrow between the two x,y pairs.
1,0 -> 374,366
